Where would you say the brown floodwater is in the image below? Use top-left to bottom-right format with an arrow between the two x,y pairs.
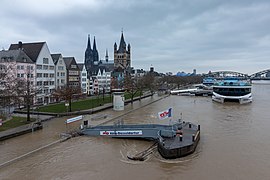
1,83 -> 270,180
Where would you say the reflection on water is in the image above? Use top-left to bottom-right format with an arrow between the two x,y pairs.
1,84 -> 270,180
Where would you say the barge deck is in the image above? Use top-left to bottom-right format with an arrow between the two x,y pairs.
80,120 -> 200,159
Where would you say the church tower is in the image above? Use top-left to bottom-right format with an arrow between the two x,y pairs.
84,35 -> 100,77
114,31 -> 131,70
92,36 -> 99,64
84,34 -> 93,72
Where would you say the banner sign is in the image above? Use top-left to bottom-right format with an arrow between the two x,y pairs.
66,115 -> 83,124
100,130 -> 143,136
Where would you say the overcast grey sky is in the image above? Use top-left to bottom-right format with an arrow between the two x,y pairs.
1,0 -> 270,74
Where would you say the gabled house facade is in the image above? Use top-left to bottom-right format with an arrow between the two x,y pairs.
9,41 -> 55,104
51,53 -> 67,88
77,63 -> 87,94
0,49 -> 36,111
96,68 -> 111,93
63,57 -> 80,88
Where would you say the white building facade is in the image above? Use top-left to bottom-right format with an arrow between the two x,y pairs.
96,68 -> 111,94
51,54 -> 67,89
78,63 -> 87,94
35,43 -> 55,104
9,42 -> 56,104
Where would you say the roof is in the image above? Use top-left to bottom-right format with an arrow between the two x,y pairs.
51,53 -> 61,65
63,57 -> 74,67
63,57 -> 79,70
9,42 -> 45,62
118,32 -> 126,53
0,49 -> 34,63
77,63 -> 84,71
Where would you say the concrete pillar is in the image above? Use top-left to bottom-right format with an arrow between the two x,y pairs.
113,90 -> 125,111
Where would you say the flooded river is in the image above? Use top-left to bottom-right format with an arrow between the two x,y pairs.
1,83 -> 270,180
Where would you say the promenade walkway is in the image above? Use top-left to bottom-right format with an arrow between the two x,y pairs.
0,93 -> 158,141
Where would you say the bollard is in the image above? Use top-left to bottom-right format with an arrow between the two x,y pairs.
198,125 -> 200,130
180,135 -> 183,141
192,134 -> 195,142
189,123 -> 192,128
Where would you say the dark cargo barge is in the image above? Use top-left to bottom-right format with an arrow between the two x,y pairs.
157,122 -> 200,159
80,120 -> 200,159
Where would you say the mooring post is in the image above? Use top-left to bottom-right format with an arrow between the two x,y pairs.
192,134 -> 195,142
198,125 -> 200,130
180,135 -> 183,141
189,123 -> 192,128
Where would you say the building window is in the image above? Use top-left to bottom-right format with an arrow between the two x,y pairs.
37,65 -> 42,69
49,73 -> 54,78
58,66 -> 64,70
43,73 -> 48,78
43,58 -> 49,64
49,66 -> 54,70
43,65 -> 48,70
37,73 -> 42,78
44,89 -> 49,94
37,81 -> 42,86
27,74 -> 33,78
71,65 -> 77,69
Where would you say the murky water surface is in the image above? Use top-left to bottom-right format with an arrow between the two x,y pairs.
1,84 -> 270,180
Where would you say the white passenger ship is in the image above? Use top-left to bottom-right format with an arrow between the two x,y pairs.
212,77 -> 252,104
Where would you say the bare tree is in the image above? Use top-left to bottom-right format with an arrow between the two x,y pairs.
53,85 -> 82,112
124,75 -> 141,103
0,62 -> 37,121
0,63 -> 20,117
141,72 -> 156,95
159,75 -> 203,90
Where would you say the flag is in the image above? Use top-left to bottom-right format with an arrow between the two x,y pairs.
158,108 -> 172,120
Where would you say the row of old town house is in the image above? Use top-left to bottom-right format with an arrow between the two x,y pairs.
0,32 -> 148,105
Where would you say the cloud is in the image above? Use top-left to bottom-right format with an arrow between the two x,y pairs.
1,0 -> 270,74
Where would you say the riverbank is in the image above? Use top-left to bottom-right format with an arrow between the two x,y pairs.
0,93 -> 169,168
0,93 -> 158,141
